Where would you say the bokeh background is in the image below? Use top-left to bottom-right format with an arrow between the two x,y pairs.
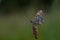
0,0 -> 60,40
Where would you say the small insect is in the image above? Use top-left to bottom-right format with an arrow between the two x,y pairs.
31,10 -> 44,25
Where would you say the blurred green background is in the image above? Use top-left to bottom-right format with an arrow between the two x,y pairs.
0,0 -> 60,40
